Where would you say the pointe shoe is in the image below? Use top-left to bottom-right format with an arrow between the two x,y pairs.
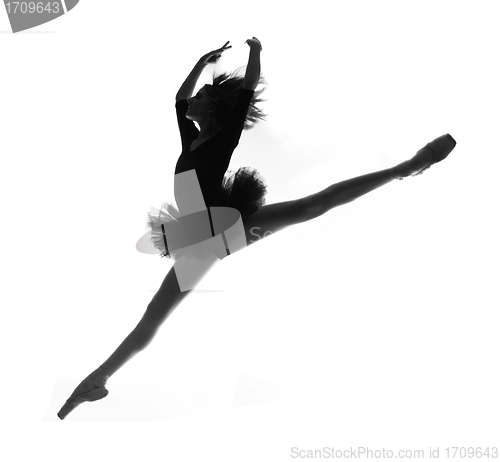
393,134 -> 457,180
57,372 -> 109,420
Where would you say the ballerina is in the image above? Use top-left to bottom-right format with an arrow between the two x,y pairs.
57,37 -> 456,419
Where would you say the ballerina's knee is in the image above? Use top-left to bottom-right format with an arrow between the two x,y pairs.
303,195 -> 328,220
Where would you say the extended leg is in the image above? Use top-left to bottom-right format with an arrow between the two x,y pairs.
241,133 -> 456,248
242,166 -> 398,247
96,265 -> 193,378
96,254 -> 218,376
58,259 -> 215,419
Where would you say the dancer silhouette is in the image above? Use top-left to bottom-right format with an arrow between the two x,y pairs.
57,38 -> 456,419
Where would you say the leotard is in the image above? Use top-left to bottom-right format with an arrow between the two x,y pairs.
174,88 -> 256,211
145,88 -> 266,261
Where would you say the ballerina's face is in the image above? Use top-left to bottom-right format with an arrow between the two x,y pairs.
186,86 -> 216,123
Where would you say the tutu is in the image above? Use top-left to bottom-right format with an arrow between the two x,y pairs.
208,166 -> 267,219
146,167 -> 267,262
145,199 -> 182,260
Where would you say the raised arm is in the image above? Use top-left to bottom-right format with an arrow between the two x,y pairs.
242,37 -> 262,91
176,41 -> 232,102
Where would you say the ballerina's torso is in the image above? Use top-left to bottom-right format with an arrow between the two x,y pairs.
189,129 -> 221,152
175,137 -> 217,214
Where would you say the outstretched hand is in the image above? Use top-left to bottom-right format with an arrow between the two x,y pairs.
200,41 -> 232,65
245,37 -> 262,52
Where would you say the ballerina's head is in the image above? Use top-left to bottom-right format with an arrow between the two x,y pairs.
186,67 -> 268,132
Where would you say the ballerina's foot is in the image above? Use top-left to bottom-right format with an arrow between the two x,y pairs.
57,369 -> 110,420
392,134 -> 457,180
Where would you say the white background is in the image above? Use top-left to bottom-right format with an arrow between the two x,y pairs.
1,0 -> 499,460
